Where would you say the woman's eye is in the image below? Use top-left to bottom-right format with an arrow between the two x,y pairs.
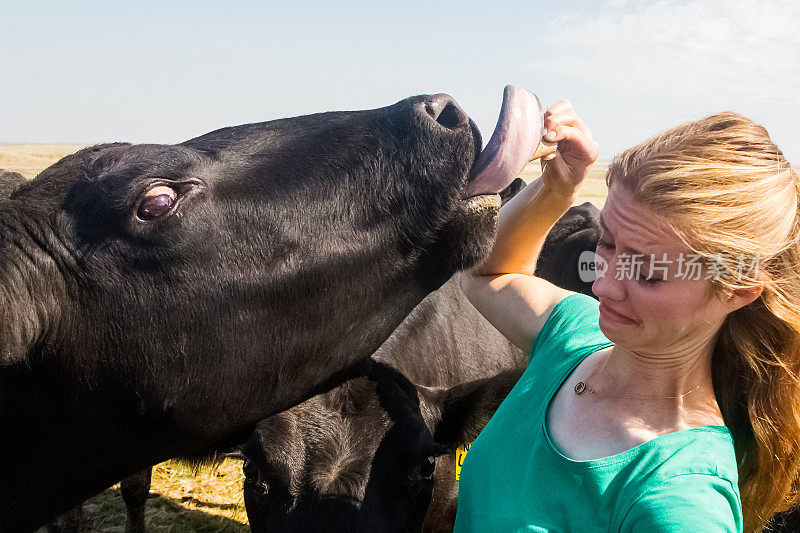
137,186 -> 177,220
636,273 -> 663,285
597,240 -> 614,250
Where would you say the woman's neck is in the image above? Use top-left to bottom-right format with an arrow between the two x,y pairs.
587,340 -> 725,427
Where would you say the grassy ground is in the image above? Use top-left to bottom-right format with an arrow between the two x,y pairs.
72,459 -> 250,532
519,160 -> 610,208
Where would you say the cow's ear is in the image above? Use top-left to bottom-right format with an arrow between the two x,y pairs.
0,170 -> 26,200
0,251 -> 40,366
1,172 -> 33,364
0,197 -> 55,366
428,368 -> 523,452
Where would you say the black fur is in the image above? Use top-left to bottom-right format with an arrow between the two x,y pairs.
535,201 -> 600,294
0,170 -> 26,200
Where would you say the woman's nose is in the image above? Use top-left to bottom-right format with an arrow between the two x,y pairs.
591,252 -> 626,301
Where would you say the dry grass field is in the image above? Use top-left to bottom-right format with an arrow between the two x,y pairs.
519,159 -> 610,207
0,144 -> 87,179
5,144 -> 795,531
67,460 -> 249,532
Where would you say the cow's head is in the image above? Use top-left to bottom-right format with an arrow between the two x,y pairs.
536,201 -> 601,295
0,95 -> 505,435
241,361 -> 522,533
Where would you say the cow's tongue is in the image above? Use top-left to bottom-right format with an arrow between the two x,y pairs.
464,85 -> 545,198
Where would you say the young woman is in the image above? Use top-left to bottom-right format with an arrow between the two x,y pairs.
456,102 -> 800,532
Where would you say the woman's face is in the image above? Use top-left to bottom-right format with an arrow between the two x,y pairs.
591,184 -> 738,354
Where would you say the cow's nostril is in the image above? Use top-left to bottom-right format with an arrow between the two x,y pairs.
436,102 -> 465,129
424,94 -> 468,130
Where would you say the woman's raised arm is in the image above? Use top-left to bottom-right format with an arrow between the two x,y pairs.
459,100 -> 599,353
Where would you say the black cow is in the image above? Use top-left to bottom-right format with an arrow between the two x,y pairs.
243,359 -> 524,533
535,201 -> 600,294
240,281 -> 523,533
0,94 -> 514,531
45,469 -> 151,533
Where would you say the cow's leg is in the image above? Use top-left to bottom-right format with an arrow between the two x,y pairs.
120,468 -> 152,533
46,504 -> 83,533
243,458 -> 270,533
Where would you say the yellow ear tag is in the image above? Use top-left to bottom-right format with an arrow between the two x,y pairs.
455,442 -> 472,481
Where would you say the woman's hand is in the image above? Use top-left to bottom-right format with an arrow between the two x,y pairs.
540,100 -> 599,197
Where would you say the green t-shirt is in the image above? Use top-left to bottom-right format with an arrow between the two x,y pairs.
454,293 -> 742,532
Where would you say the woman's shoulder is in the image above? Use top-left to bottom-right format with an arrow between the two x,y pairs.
619,470 -> 743,532
528,292 -> 611,362
639,425 -> 738,479
616,427 -> 742,531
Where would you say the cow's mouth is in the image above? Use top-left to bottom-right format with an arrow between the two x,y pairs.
463,85 -> 547,200
410,86 -> 551,280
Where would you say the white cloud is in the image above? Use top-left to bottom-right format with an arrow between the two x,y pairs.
531,0 -> 800,106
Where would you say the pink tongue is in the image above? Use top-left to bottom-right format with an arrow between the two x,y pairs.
464,85 -> 545,198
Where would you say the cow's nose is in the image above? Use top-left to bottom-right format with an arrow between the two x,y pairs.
423,94 -> 469,130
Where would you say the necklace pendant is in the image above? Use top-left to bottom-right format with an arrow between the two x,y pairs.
574,381 -> 587,395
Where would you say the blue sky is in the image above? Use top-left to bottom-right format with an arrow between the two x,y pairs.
1,0 -> 798,162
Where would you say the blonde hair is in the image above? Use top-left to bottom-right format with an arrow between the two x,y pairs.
606,112 -> 800,532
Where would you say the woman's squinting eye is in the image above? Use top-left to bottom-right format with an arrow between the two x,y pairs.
636,271 -> 663,285
137,186 -> 177,220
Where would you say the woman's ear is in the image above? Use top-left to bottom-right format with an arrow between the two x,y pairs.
726,283 -> 765,312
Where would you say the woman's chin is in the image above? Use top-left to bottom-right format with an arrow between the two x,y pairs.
598,316 -> 636,343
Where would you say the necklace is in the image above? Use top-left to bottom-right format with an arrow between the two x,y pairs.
573,356 -> 704,400
573,380 -> 702,399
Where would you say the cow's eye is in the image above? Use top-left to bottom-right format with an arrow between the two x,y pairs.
243,458 -> 258,479
137,185 -> 177,220
420,455 -> 436,479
